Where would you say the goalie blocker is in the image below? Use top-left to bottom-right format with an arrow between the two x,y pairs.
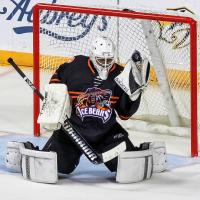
37,83 -> 72,131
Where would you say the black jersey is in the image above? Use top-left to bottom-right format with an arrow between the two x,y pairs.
50,55 -> 141,142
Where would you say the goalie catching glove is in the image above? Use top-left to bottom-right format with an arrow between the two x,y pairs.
115,50 -> 150,101
37,84 -> 72,131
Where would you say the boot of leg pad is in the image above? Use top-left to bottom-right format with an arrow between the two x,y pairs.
5,141 -> 25,172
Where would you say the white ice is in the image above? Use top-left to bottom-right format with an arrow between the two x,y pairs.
0,66 -> 200,200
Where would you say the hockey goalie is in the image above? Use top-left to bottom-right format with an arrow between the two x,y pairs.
5,36 -> 167,184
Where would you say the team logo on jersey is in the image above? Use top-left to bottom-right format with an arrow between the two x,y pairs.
75,87 -> 112,123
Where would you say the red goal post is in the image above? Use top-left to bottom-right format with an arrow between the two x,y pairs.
33,3 -> 198,156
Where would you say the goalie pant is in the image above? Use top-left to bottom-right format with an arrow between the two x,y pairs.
43,55 -> 142,173
42,123 -> 137,174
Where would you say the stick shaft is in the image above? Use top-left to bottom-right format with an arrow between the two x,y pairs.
8,58 -> 44,101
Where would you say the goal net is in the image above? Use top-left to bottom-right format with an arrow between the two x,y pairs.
33,3 -> 199,156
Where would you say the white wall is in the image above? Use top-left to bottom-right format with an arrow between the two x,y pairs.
132,0 -> 200,12
0,0 -> 199,58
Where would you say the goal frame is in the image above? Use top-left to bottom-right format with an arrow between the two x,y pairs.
33,3 -> 198,156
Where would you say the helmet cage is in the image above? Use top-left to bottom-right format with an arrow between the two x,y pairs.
90,37 -> 116,79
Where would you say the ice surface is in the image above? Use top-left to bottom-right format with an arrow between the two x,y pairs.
1,66 -> 200,200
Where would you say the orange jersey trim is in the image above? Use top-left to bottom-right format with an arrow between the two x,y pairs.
119,115 -> 130,120
88,58 -> 95,74
111,96 -> 119,100
49,79 -> 61,83
109,64 -> 116,73
69,91 -> 84,95
110,101 -> 117,104
70,96 -> 78,99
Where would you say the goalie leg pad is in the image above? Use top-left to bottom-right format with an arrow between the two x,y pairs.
116,149 -> 153,183
20,146 -> 58,184
5,141 -> 25,173
150,141 -> 167,173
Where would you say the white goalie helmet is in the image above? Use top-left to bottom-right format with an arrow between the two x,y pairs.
90,36 -> 116,80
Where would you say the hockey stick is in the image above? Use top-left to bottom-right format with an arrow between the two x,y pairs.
7,58 -> 126,165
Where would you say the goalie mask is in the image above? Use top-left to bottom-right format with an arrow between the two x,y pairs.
90,36 -> 116,80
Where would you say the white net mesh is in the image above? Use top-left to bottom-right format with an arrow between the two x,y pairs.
35,7 -> 199,139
